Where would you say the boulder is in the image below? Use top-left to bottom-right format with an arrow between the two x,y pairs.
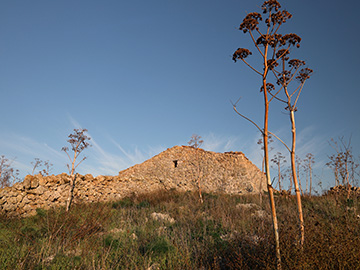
23,175 -> 33,190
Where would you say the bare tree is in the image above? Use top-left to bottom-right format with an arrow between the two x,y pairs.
258,134 -> 274,172
303,153 -> 315,196
31,158 -> 53,176
351,156 -> 360,187
188,134 -> 204,203
0,155 -> 19,188
232,1 -> 295,266
62,129 -> 91,176
326,137 -> 358,198
232,0 -> 312,264
257,29 -> 312,246
62,128 -> 91,211
271,152 -> 286,192
295,155 -> 304,196
42,160 -> 53,176
257,134 -> 275,204
31,158 -> 42,175
270,51 -> 312,244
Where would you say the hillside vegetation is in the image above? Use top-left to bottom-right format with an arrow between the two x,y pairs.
0,190 -> 359,269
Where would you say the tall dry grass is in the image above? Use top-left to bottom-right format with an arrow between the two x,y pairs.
0,190 -> 359,269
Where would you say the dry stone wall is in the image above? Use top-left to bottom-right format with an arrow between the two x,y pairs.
0,146 -> 266,217
118,146 -> 267,194
327,185 -> 360,197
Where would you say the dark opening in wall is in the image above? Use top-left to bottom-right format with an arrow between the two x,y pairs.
173,160 -> 178,168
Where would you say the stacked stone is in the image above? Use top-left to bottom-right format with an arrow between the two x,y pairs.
1,145 -> 267,217
117,146 -> 267,195
327,185 -> 360,197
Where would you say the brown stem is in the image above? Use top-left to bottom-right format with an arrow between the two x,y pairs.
66,173 -> 77,212
289,110 -> 305,246
233,105 -> 263,134
241,59 -> 262,76
263,46 -> 282,269
278,162 -> 282,191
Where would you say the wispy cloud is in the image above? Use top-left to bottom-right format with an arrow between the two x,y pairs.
0,115 -> 165,178
243,125 -> 336,190
0,133 -> 66,176
67,114 -> 82,130
202,132 -> 241,153
247,125 -> 328,164
65,115 -> 166,176
296,126 -> 327,157
240,124 -> 331,170
0,130 -> 165,178
109,138 -> 148,165
80,137 -> 159,176
0,114 -> 336,192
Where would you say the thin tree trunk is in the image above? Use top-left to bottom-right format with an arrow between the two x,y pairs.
309,161 -> 312,196
296,161 -> 304,196
197,168 -> 203,204
345,160 -> 350,199
288,173 -> 293,193
278,163 -> 282,192
260,156 -> 265,205
197,149 -> 203,203
289,110 -> 304,246
264,132 -> 281,269
198,182 -> 203,203
259,173 -> 263,205
71,151 -> 77,176
66,173 -> 77,211
335,166 -> 339,186
263,72 -> 281,269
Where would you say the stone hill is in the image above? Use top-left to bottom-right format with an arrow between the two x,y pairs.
0,146 -> 266,217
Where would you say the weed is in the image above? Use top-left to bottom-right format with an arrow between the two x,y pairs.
0,191 -> 359,269
136,200 -> 150,209
103,234 -> 121,250
141,236 -> 174,256
112,197 -> 134,209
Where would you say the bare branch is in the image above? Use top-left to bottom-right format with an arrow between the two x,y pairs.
74,157 -> 87,171
241,59 -> 263,76
268,81 -> 287,104
250,30 -> 265,58
288,82 -> 301,99
292,82 -> 305,108
268,131 -> 291,153
62,128 -> 91,176
232,99 -> 263,134
64,150 -> 72,164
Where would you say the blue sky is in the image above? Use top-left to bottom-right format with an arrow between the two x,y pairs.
1,0 -> 359,191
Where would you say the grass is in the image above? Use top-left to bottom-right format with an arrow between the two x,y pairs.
0,189 -> 359,269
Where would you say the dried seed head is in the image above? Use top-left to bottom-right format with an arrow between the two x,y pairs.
232,48 -> 252,62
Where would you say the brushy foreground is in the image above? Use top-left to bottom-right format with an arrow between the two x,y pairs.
0,190 -> 359,270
